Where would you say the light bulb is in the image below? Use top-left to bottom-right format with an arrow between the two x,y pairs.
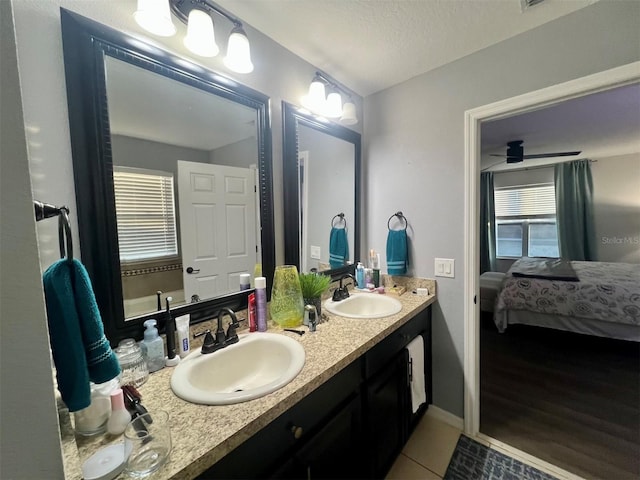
302,77 -> 326,114
184,9 -> 219,58
325,90 -> 343,118
134,0 -> 176,37
340,101 -> 358,125
224,26 -> 254,73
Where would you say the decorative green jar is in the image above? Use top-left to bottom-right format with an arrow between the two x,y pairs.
270,265 -> 304,328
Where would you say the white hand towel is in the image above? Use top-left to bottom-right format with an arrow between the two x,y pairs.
406,335 -> 426,413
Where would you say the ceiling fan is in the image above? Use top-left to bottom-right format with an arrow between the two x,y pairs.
490,140 -> 581,164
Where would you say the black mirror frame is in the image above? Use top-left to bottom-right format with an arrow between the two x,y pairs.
60,9 -> 275,345
282,101 -> 361,279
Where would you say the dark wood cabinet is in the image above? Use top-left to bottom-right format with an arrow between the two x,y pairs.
270,392 -> 363,479
364,307 -> 431,478
198,305 -> 432,480
366,350 -> 409,478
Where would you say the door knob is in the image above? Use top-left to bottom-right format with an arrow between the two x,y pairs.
186,267 -> 200,274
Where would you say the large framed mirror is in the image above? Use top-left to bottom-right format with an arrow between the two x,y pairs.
282,102 -> 361,277
60,9 -> 275,344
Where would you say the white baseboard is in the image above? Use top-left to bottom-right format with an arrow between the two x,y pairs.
426,405 -> 464,430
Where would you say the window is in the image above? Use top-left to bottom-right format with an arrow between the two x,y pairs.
113,167 -> 178,262
494,183 -> 559,258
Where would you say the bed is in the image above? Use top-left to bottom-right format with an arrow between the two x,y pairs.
494,257 -> 640,342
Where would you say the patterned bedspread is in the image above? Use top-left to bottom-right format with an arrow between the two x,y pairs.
494,258 -> 640,332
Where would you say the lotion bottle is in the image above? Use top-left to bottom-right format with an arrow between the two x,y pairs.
141,319 -> 165,372
106,388 -> 131,436
255,277 -> 268,332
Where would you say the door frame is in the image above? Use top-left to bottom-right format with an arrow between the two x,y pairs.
463,61 -> 640,451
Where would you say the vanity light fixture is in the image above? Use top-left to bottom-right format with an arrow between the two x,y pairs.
133,0 -> 254,73
301,72 -> 358,126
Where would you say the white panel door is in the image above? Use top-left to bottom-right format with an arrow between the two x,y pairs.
177,161 -> 257,302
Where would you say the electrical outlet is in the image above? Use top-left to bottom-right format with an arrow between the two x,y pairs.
310,245 -> 321,259
435,258 -> 455,278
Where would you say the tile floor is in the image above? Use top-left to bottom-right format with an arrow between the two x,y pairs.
386,413 -> 462,480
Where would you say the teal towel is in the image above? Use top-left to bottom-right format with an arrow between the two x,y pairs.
387,229 -> 408,275
329,227 -> 348,268
43,259 -> 121,412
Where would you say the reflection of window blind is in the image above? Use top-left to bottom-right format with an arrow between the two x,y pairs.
113,167 -> 177,261
495,184 -> 556,218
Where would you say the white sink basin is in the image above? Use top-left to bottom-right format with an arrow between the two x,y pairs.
170,333 -> 305,405
324,293 -> 402,319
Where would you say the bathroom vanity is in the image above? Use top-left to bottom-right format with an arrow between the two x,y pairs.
63,285 -> 435,479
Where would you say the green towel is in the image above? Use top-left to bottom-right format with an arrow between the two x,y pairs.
43,259 -> 120,412
329,227 -> 348,268
386,229 -> 408,275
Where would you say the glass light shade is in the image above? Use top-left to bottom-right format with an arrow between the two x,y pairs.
224,26 -> 254,73
184,9 -> 219,58
340,101 -> 358,125
325,91 -> 343,118
134,0 -> 176,37
270,265 -> 304,328
301,78 -> 326,114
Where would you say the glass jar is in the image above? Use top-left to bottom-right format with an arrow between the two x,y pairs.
115,338 -> 149,388
73,378 -> 118,436
270,265 -> 304,328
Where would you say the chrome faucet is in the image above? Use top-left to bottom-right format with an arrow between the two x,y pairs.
197,307 -> 240,354
332,274 -> 357,301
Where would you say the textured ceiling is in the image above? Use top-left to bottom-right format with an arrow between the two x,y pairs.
481,83 -> 640,171
216,0 -> 597,96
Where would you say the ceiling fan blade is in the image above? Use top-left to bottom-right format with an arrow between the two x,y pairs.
523,151 -> 581,159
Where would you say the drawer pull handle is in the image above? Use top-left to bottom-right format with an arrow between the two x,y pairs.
290,425 -> 303,439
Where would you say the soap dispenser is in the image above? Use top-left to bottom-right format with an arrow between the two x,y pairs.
141,319 -> 165,373
355,262 -> 365,289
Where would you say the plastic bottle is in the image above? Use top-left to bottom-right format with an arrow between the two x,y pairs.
106,388 -> 131,436
355,262 -> 365,289
141,319 -> 165,373
255,277 -> 268,332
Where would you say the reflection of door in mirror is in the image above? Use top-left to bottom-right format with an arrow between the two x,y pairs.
297,124 -> 355,273
105,56 -> 260,319
178,161 -> 257,303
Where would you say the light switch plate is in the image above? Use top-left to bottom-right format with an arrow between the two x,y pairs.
310,245 -> 321,260
435,258 -> 455,278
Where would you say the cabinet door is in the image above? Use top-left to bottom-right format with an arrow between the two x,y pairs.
269,393 -> 363,479
366,350 -> 409,479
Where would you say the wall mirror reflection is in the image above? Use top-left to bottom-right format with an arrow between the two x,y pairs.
106,57 -> 261,318
283,102 -> 361,276
61,9 -> 274,343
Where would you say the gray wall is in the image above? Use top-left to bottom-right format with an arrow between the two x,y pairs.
7,0 -> 361,472
0,1 -> 65,476
363,0 -> 640,418
592,152 -> 640,263
210,137 -> 258,168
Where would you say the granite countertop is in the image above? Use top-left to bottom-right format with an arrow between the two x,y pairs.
62,277 -> 436,479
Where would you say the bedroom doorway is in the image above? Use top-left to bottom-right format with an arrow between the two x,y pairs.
463,62 -> 640,479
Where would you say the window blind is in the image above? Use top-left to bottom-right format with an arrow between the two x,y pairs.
494,183 -> 556,218
113,167 -> 178,261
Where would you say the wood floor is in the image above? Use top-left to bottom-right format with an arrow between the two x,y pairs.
480,313 -> 640,480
